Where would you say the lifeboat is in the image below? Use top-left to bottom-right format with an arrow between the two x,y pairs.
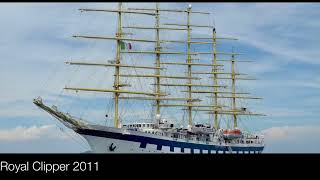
223,129 -> 242,139
191,124 -> 214,134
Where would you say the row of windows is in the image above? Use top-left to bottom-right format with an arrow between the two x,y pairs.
225,140 -> 257,144
157,146 -> 260,154
145,131 -> 164,136
124,124 -> 154,128
135,146 -> 261,154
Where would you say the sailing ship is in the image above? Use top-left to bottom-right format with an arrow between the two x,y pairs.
33,3 -> 266,154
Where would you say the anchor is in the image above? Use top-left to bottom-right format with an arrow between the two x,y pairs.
109,143 -> 117,151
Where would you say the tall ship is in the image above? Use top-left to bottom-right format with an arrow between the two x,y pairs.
34,2 -> 265,153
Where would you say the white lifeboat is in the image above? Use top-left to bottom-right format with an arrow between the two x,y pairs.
191,124 -> 214,134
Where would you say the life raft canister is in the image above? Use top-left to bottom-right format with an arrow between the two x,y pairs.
223,129 -> 242,135
222,129 -> 242,139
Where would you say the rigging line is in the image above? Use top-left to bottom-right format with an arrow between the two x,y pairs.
182,108 -> 186,127
224,116 -> 229,130
193,104 -> 200,125
40,61 -> 60,92
54,88 -> 65,110
119,71 -> 129,124
161,66 -> 170,120
52,115 -> 89,150
76,133 -> 91,151
60,120 -> 91,150
238,116 -> 246,133
245,113 -> 254,133
125,49 -> 141,125
221,111 -> 228,129
54,64 -> 80,107
79,67 -> 100,120
94,71 -> 110,125
67,67 -> 93,116
128,53 -> 146,123
105,93 -> 113,126
124,53 -> 145,122
103,51 -> 115,125
140,78 -> 152,120
239,116 -> 248,134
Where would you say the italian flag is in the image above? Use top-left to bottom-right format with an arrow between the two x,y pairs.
120,41 -> 132,50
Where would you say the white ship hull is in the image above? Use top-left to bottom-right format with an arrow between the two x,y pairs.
78,125 -> 264,154
32,98 -> 265,154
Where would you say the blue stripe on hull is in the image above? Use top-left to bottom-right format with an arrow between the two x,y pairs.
76,128 -> 264,152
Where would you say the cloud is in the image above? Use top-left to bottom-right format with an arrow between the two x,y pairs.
208,3 -> 320,65
261,125 -> 320,153
262,125 -> 320,140
0,124 -> 89,153
0,124 -> 76,141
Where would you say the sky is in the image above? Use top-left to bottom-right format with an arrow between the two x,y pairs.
0,2 -> 320,153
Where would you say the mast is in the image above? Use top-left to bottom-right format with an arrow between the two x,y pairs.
114,2 -> 122,128
231,52 -> 237,128
155,2 -> 161,116
212,28 -> 219,129
187,4 -> 193,127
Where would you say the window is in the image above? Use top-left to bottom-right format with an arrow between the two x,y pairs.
143,124 -> 145,127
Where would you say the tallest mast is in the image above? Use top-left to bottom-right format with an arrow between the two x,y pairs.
212,28 -> 219,129
114,2 -> 123,128
187,4 -> 193,127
